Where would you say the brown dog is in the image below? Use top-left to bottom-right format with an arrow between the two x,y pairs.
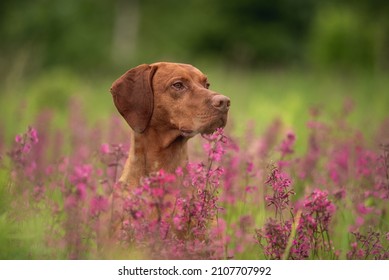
110,62 -> 230,187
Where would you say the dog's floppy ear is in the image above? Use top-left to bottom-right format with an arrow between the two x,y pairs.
110,64 -> 157,133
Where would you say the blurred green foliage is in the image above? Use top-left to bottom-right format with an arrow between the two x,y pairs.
1,0 -> 388,74
0,0 -> 113,71
308,4 -> 388,71
1,0 -> 388,143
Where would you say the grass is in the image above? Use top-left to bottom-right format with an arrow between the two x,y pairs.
3,66 -> 388,147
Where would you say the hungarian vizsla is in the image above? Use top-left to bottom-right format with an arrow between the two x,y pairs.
110,62 -> 230,187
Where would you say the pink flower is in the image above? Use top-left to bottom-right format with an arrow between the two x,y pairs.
76,183 -> 87,200
246,161 -> 254,173
352,216 -> 363,229
302,189 -> 336,230
70,164 -> 93,184
28,127 -> 39,144
279,132 -> 296,157
327,145 -> 349,184
356,149 -> 376,177
151,187 -> 165,198
212,218 -> 226,236
100,143 -> 110,155
245,185 -> 257,193
256,219 -> 292,259
89,196 -> 109,216
157,169 -> 176,183
175,166 -> 184,176
15,135 -> 22,143
22,143 -> 31,153
64,195 -> 77,209
45,165 -> 54,175
33,185 -> 45,200
173,216 -> 183,230
202,128 -> 227,162
356,203 -> 373,215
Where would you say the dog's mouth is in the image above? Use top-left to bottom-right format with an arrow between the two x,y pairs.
179,111 -> 228,138
202,116 -> 226,134
197,113 -> 228,135
180,129 -> 196,138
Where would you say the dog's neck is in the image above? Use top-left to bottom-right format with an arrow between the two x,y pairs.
119,127 -> 189,187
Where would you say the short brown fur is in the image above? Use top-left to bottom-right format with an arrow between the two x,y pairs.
110,62 -> 230,188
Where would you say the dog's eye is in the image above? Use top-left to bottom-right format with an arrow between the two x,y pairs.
172,82 -> 185,90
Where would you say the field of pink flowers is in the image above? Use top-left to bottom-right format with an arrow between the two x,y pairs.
0,99 -> 388,259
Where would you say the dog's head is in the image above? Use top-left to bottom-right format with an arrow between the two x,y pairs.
110,62 -> 230,137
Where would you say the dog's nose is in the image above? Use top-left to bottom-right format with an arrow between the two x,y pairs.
211,95 -> 230,112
